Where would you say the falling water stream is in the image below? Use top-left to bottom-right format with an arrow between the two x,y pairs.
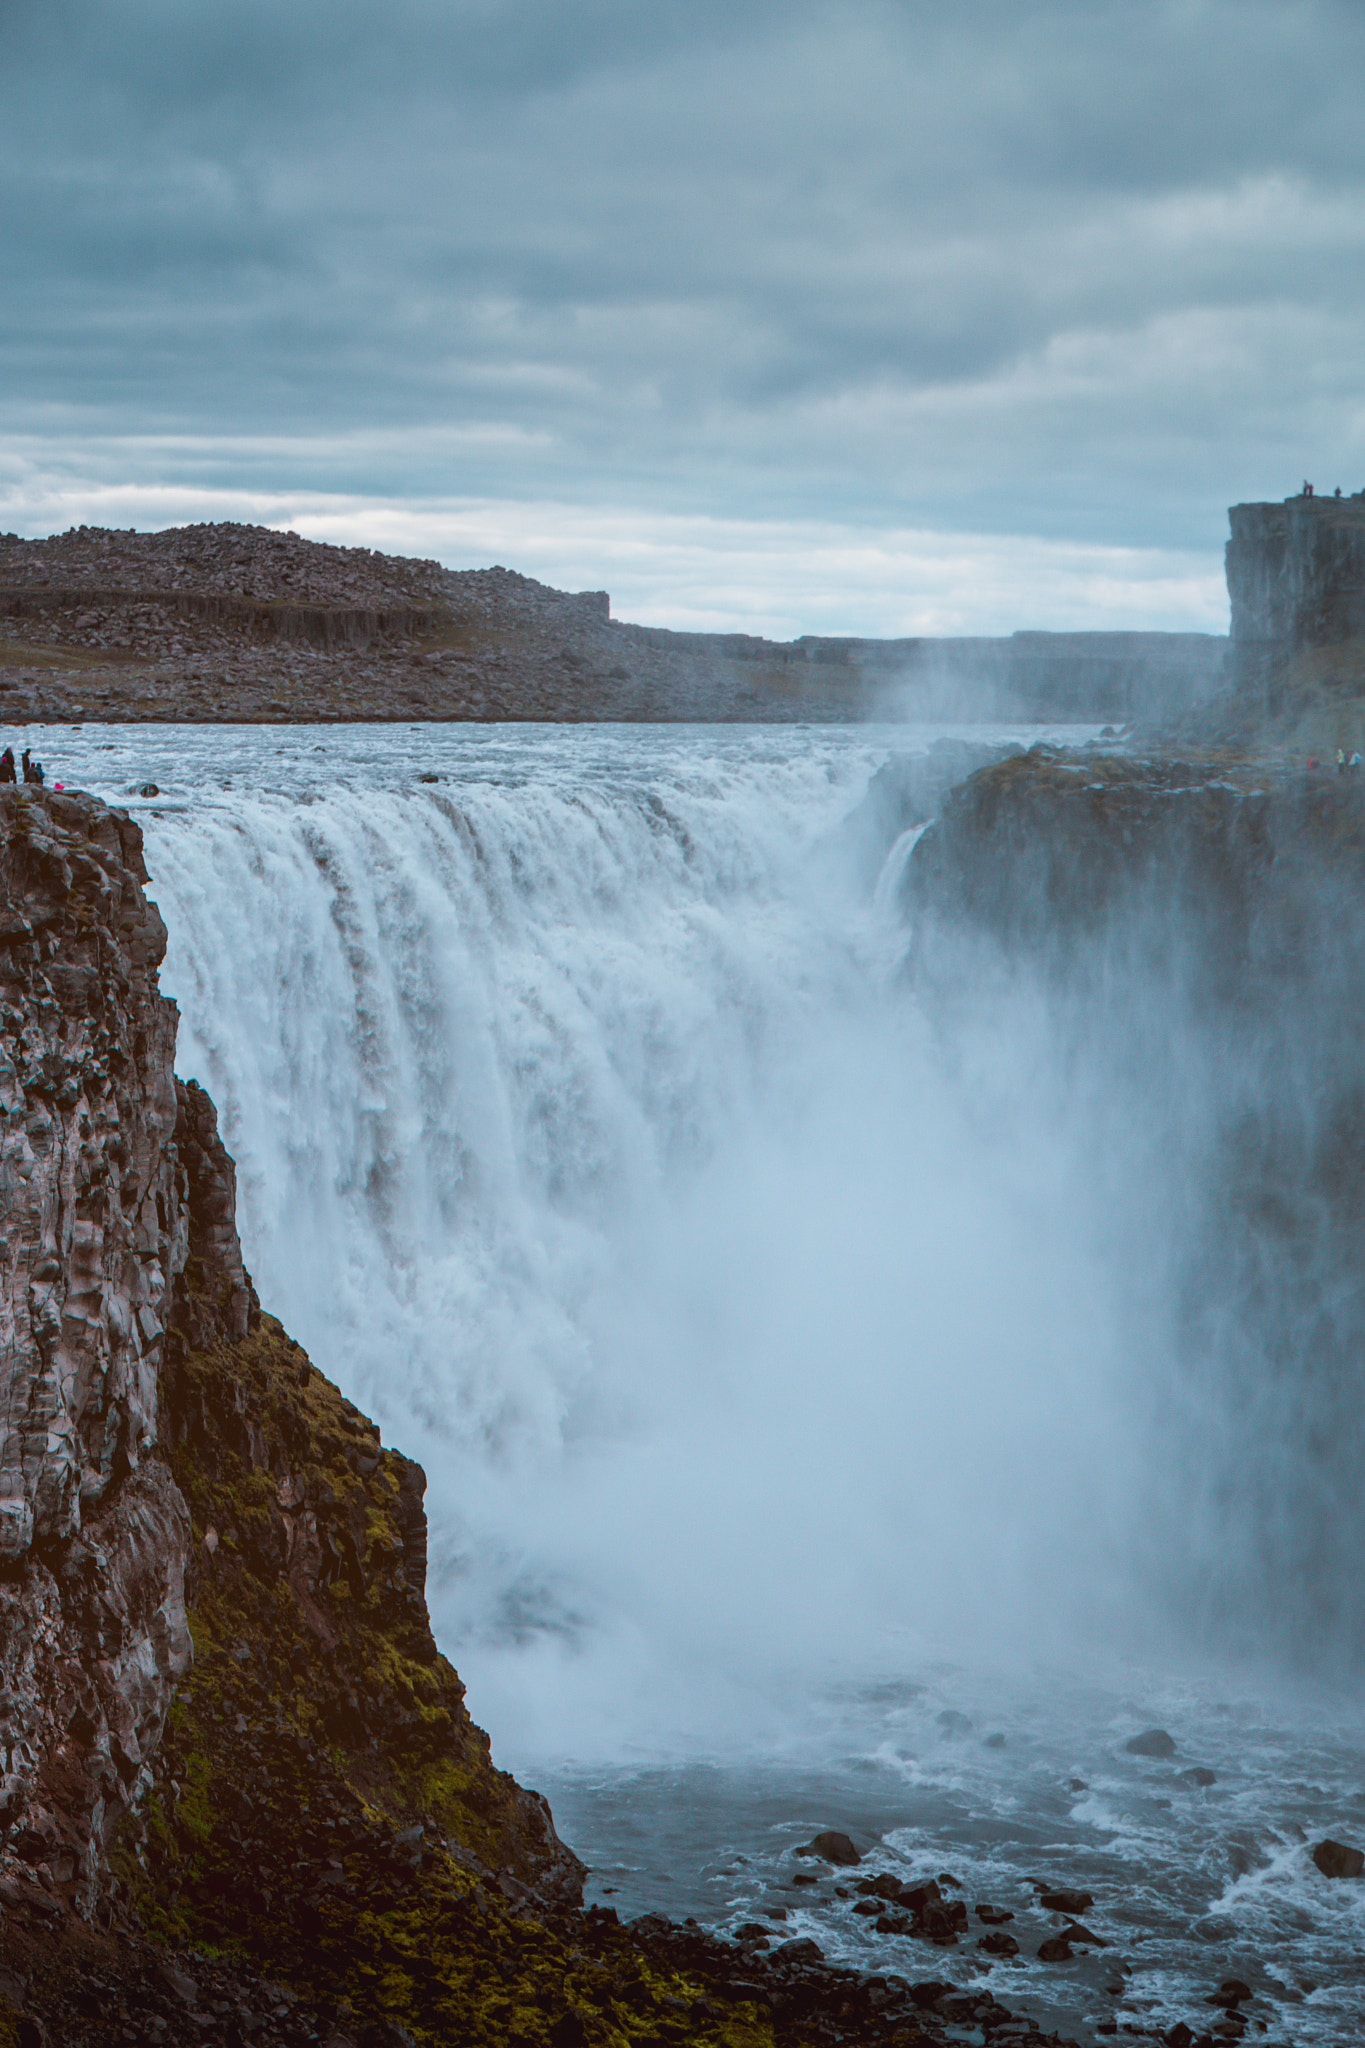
26,722 -> 1365,2044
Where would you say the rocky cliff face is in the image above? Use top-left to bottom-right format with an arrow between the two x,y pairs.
0,785 -> 578,1941
907,744 -> 1365,1665
1225,494 -> 1365,726
0,787 -> 192,1920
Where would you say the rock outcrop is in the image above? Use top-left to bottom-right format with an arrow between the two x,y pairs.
0,787 -> 581,1983
1220,492 -> 1365,744
0,787 -> 190,1919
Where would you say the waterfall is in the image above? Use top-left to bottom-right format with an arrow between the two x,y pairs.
127,728 -> 1138,1756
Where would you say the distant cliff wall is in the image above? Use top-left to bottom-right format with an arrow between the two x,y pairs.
0,521 -> 1224,724
1226,494 -> 1365,717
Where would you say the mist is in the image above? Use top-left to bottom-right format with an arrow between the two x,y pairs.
66,719 -> 1341,1771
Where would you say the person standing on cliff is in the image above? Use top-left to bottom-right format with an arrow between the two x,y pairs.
0,748 -> 14,784
21,750 -> 43,785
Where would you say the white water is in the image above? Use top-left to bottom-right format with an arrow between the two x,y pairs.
32,722 -> 1365,2043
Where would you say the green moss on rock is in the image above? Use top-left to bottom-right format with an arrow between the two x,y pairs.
109,1280 -> 768,2048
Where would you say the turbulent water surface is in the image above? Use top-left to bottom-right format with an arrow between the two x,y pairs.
28,722 -> 1365,2045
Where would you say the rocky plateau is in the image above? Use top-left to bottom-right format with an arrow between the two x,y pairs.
0,524 -> 1221,727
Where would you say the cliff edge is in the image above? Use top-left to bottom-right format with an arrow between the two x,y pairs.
1220,492 -> 1365,749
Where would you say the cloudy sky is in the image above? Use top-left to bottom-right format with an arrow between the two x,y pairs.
4,0 -> 1364,633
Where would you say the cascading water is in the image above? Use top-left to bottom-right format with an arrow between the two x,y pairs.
102,724 -> 1134,1742
33,723 -> 1365,2044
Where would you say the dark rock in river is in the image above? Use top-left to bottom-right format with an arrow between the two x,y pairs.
774,1937 -> 824,1963
1038,1934 -> 1075,1961
979,1931 -> 1020,1957
899,1880 -> 943,1913
1179,1766 -> 1218,1787
1125,1727 -> 1178,1758
1312,1837 -> 1365,1878
1038,1887 -> 1094,1914
800,1829 -> 862,1865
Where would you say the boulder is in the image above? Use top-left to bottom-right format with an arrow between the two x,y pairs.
1038,1887 -> 1094,1914
799,1830 -> 861,1867
1312,1838 -> 1364,1879
1125,1728 -> 1177,1759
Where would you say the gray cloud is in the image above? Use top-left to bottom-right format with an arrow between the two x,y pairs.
5,0 -> 1365,609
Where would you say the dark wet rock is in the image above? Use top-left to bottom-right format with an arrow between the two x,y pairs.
976,1903 -> 1015,1924
790,1871 -> 819,1886
875,1912 -> 912,1934
773,1937 -> 824,1964
799,1829 -> 862,1866
853,1899 -> 882,1916
936,1709 -> 973,1736
978,1931 -> 1020,1958
921,1900 -> 968,1941
1179,1767 -> 1218,1787
1312,1837 -> 1364,1878
138,781 -> 159,796
1061,1920 -> 1107,1947
1068,1777 -> 1089,1792
899,1880 -> 943,1913
1038,1934 -> 1075,1961
984,1731 -> 1007,1748
1038,1887 -> 1094,1914
909,1980 -> 952,2008
1208,1979 -> 1252,2007
1126,1727 -> 1178,1758
935,1871 -> 962,1888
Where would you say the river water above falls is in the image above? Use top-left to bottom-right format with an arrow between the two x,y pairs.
24,722 -> 1365,2044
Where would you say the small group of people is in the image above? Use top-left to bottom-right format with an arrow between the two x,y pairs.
0,748 -> 45,785
1336,748 -> 1362,775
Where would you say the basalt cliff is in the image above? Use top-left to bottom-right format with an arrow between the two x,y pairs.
1196,489 -> 1365,752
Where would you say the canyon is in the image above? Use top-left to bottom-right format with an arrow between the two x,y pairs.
0,778 -> 1102,2048
0,498 -> 1359,2044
